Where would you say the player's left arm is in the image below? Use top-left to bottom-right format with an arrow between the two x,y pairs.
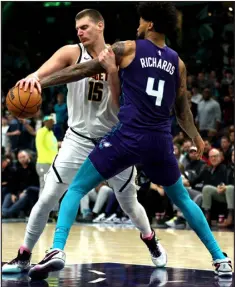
40,41 -> 135,89
174,58 -> 205,159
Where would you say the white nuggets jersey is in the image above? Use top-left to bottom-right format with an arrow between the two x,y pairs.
67,43 -> 119,138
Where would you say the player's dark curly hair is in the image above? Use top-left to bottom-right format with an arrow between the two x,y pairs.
137,2 -> 178,36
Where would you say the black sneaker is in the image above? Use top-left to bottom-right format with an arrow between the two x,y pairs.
141,230 -> 167,267
2,247 -> 31,273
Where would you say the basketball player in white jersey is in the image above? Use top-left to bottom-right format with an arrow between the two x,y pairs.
3,9 -> 166,274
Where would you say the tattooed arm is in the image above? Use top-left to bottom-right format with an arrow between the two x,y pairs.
40,41 -> 132,89
40,58 -> 105,88
174,58 -> 205,158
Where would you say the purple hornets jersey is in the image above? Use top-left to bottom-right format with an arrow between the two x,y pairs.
118,39 -> 179,133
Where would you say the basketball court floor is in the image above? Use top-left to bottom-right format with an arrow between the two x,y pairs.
2,222 -> 234,286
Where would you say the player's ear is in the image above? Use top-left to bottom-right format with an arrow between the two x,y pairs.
97,21 -> 104,32
148,22 -> 154,31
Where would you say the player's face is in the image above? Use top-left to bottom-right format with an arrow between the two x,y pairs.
76,17 -> 103,48
136,18 -> 149,39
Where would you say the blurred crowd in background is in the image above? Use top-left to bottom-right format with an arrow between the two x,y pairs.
1,2 -> 234,229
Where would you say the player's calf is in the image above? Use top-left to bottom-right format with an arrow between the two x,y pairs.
28,248 -> 65,280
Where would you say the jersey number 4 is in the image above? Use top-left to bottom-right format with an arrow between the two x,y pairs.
88,82 -> 103,102
146,77 -> 165,106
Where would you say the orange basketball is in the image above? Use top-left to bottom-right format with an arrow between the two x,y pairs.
6,86 -> 42,118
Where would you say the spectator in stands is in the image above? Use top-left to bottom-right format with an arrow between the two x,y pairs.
196,87 -> 221,139
54,92 -> 67,137
184,146 -> 206,180
145,183 -> 173,226
173,144 -> 181,162
229,130 -> 234,144
92,191 -> 127,224
197,149 -> 229,226
179,139 -> 192,168
217,149 -> 234,228
173,131 -> 186,146
6,114 -> 21,154
208,70 -> 217,89
197,72 -> 209,91
2,150 -> 39,218
36,115 -> 58,196
221,69 -> 234,87
222,84 -> 234,126
2,155 -> 15,204
191,85 -> 202,104
2,116 -> 10,155
187,74 -> 196,90
18,118 -> 36,151
79,183 -> 113,222
202,139 -> 212,165
136,164 -> 173,225
220,136 -> 232,165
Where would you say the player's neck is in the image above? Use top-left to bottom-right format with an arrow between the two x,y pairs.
146,33 -> 166,48
86,38 -> 106,58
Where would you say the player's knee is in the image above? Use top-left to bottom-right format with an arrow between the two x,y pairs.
36,194 -> 58,213
118,199 -> 139,218
99,185 -> 113,195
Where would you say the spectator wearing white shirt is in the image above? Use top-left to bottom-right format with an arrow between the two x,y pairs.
2,117 -> 10,154
196,87 -> 221,139
191,85 -> 202,104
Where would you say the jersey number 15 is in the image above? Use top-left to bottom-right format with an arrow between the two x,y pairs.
88,82 -> 103,102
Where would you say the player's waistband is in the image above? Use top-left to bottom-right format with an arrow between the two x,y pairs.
70,127 -> 101,145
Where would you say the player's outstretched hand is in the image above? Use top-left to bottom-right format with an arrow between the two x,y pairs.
98,47 -> 117,74
193,134 -> 205,160
16,73 -> 41,94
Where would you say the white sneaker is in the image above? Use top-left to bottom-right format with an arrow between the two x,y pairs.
28,248 -> 65,280
93,213 -> 106,223
213,253 -> 232,277
149,268 -> 168,287
103,213 -> 117,223
141,230 -> 167,267
165,216 -> 177,228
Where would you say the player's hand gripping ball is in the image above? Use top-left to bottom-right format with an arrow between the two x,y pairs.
6,86 -> 42,119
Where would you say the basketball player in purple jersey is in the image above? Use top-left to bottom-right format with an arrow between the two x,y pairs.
29,2 -> 232,279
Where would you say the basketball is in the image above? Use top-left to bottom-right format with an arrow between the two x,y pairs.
6,86 -> 42,118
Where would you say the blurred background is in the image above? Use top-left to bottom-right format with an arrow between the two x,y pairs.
1,2 -> 234,228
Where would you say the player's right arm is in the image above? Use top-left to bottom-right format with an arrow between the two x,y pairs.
174,58 -> 205,159
40,40 -> 136,88
16,45 -> 80,93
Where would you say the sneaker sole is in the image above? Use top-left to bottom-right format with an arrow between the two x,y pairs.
2,265 -> 30,274
214,270 -> 233,277
28,259 -> 65,280
152,253 -> 168,268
